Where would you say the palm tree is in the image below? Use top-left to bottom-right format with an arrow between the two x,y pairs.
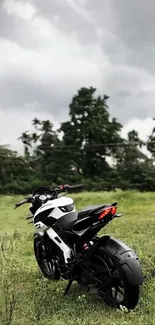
31,133 -> 41,143
32,118 -> 41,130
18,131 -> 32,156
18,131 -> 32,146
41,120 -> 53,133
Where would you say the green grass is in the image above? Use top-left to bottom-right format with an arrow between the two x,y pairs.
0,190 -> 155,324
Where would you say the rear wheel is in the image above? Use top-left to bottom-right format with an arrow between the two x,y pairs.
34,235 -> 60,280
90,248 -> 140,310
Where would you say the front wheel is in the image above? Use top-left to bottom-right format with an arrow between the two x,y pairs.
34,235 -> 60,280
90,248 -> 140,310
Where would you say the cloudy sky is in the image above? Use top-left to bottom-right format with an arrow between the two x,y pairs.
0,0 -> 155,153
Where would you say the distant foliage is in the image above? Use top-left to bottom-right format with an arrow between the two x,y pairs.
1,87 -> 155,193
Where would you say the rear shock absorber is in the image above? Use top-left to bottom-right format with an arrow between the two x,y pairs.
83,243 -> 89,251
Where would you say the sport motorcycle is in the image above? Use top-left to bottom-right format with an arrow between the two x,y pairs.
14,184 -> 143,310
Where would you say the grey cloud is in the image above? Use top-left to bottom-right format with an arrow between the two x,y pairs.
0,76 -> 71,119
3,0 -> 98,46
30,0 -> 155,73
108,93 -> 152,123
104,65 -> 155,121
4,0 -> 155,67
0,3 -> 41,48
32,0 -> 98,43
112,0 -> 155,49
80,0 -> 155,72
0,0 -> 155,125
106,0 -> 155,72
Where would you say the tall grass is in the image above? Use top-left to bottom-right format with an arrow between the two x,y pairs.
0,191 -> 155,324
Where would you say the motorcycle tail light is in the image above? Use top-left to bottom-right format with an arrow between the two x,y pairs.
98,206 -> 117,220
111,206 -> 117,215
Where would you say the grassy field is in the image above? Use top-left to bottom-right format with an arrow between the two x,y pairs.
0,190 -> 155,325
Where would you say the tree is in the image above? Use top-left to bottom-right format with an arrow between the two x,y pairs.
147,118 -> 155,159
18,131 -> 32,156
18,118 -> 69,183
7,89 -> 155,193
128,130 -> 144,148
60,87 -> 123,178
0,146 -> 33,193
115,130 -> 148,189
32,118 -> 41,130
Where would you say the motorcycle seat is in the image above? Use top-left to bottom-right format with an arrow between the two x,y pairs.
57,205 -> 107,232
78,205 -> 106,219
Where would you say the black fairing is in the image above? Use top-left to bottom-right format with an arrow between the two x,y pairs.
34,208 -> 55,227
53,223 -> 79,245
73,215 -> 96,232
33,186 -> 52,195
57,212 -> 78,231
88,236 -> 143,286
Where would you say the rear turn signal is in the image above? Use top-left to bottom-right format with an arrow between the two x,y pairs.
98,206 -> 117,220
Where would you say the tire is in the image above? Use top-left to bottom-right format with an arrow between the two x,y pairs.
34,235 -> 60,280
89,248 -> 140,310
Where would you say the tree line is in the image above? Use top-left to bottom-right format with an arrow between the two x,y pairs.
1,87 -> 155,194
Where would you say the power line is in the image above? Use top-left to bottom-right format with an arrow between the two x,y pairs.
0,141 -> 149,156
31,141 -> 146,150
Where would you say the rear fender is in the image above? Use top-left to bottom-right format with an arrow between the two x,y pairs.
88,236 -> 143,286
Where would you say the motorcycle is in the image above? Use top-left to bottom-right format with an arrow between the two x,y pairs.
14,184 -> 143,310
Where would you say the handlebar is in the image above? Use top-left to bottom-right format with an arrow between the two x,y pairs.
14,184 -> 84,208
54,184 -> 84,196
14,198 -> 28,209
14,195 -> 33,209
64,184 -> 84,192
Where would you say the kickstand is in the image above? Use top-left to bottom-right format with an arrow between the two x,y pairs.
64,279 -> 73,296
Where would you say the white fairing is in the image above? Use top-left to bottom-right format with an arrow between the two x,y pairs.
33,196 -> 76,263
46,228 -> 72,262
34,196 -> 75,219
